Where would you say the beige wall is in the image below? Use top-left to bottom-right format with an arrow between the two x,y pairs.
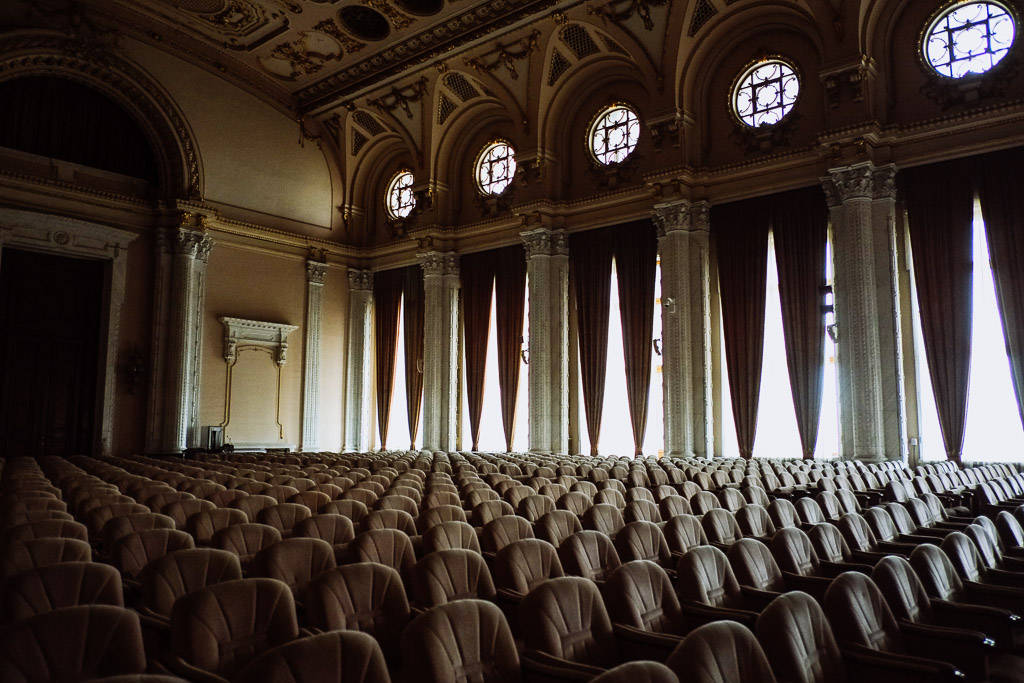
320,266 -> 348,452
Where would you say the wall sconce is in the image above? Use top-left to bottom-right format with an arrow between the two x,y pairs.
520,336 -> 529,365
653,338 -> 663,356
120,344 -> 146,395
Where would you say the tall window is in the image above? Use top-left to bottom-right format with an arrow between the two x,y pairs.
720,232 -> 839,458
384,295 -> 423,450
924,1 -> 1016,78
914,200 -> 1024,462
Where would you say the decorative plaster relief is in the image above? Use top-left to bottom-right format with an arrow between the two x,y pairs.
219,317 -> 298,365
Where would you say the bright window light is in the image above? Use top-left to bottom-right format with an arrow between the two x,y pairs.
925,2 -> 1016,78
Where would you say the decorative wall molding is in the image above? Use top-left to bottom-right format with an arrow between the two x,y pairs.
0,207 -> 138,457
302,258 -> 327,450
219,317 -> 298,365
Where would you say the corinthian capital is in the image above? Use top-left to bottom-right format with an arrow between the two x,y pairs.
347,268 -> 373,291
823,162 -> 897,206
652,200 -> 710,237
418,251 -> 459,277
307,260 -> 328,285
520,228 -> 568,259
174,228 -> 214,262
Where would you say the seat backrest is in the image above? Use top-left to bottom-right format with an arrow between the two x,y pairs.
412,548 -> 496,608
941,530 -> 988,583
908,543 -> 966,603
418,505 -> 467,532
996,510 -> 1024,550
806,523 -> 850,564
676,545 -> 744,609
756,591 -> 845,683
0,605 -> 146,682
321,499 -> 369,526
520,576 -> 618,668
822,572 -> 902,654
815,491 -> 843,522
161,499 -> 216,530
964,523 -> 1002,569
348,529 -> 417,581
536,510 -> 583,548
595,488 -> 627,509
293,513 -> 356,546
794,498 -> 826,526
376,494 -> 419,518
605,560 -> 685,635
2,537 -> 92,579
835,489 -> 861,515
665,621 -> 777,683
558,491 -> 593,516
768,499 -> 799,530
701,509 -> 742,546
718,488 -> 746,513
482,516 -> 534,554
835,513 -> 878,552
664,514 -> 707,555
583,503 -> 626,536
471,500 -> 514,528
871,555 -> 933,624
727,538 -> 785,592
735,504 -> 776,540
0,562 -> 123,626
171,577 -> 298,679
235,630 -> 392,683
422,520 -> 481,554
185,507 -> 246,546
253,537 -> 337,597
113,528 -> 196,579
210,522 -> 282,564
518,495 -> 556,523
659,495 -> 692,520
0,519 -> 88,546
615,520 -> 672,565
230,494 -> 279,523
258,502 -> 313,537
742,486 -> 771,508
401,599 -> 519,683
138,547 -> 243,618
691,491 -> 721,516
770,527 -> 819,577
557,530 -> 621,583
494,538 -> 564,595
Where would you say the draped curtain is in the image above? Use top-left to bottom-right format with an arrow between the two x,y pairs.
902,160 -> 975,463
614,220 -> 658,455
712,197 -> 770,459
570,228 -> 615,456
494,245 -> 527,452
402,266 -> 425,449
373,269 -> 404,449
461,251 -> 497,450
771,187 -> 829,459
976,147 -> 1024,436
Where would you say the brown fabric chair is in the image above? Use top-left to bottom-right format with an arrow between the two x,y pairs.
252,537 -> 336,599
735,504 -> 776,542
412,548 -> 496,608
86,503 -> 151,538
702,508 -> 743,549
755,591 -> 846,683
421,520 -> 481,554
594,488 -> 627,510
808,521 -> 886,567
664,514 -> 707,559
169,577 -> 298,682
2,537 -> 92,579
589,661 -> 678,683
402,599 -> 520,683
234,630 -> 392,683
536,509 -> 583,548
113,528 -> 196,580
558,491 -> 593,517
205,488 -> 248,508
520,576 -> 620,681
494,538 -> 564,606
262,485 -> 301,504
690,491 -> 721,516
137,547 -> 243,621
1,561 -> 123,626
942,530 -> 1024,590
258,502 -> 312,539
624,499 -> 663,524
726,538 -> 786,610
363,508 -> 419,536
518,495 -> 556,524
103,512 -> 177,549
230,494 -> 279,523
605,560 -> 688,660
185,508 -> 247,546
768,498 -> 800,530
161,499 -> 216,531
471,500 -> 514,528
210,522 -> 282,572
770,527 -> 840,601
718,487 -> 746,513
659,495 -> 692,520
0,605 -> 146,682
348,528 -> 417,584
557,529 -> 621,585
665,621 -> 777,683
1,509 -> 75,532
614,520 -> 673,570
583,503 -> 626,537
303,563 -> 410,662
482,516 -> 534,557
292,513 -> 355,561
1,519 -> 89,546
418,504 -> 468,533
676,545 -> 759,628
287,490 -> 331,514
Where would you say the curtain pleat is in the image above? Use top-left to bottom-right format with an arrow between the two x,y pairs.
402,266 -> 425,449
373,269 -> 404,450
902,160 -> 975,464
495,245 -> 527,452
571,228 -> 615,456
976,147 -> 1024,437
461,251 -> 497,450
713,197 -> 770,459
614,221 -> 658,456
771,187 -> 829,459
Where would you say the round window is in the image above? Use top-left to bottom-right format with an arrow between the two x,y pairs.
588,104 -> 640,165
385,170 -> 415,219
924,1 -> 1016,78
475,141 -> 517,195
732,59 -> 800,128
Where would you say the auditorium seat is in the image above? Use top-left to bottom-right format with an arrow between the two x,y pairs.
2,537 -> 92,579
664,514 -> 707,560
235,630 -> 392,683
614,520 -> 674,572
494,538 -> 564,618
421,520 -> 481,554
418,504 -> 468,533
557,529 -> 621,586
252,537 -> 336,600
1,518 -> 88,545
112,528 -> 195,580
411,547 -> 496,608
322,498 -> 369,526
258,502 -> 313,538
755,591 -> 847,683
136,548 -> 243,623
160,499 -> 215,531
676,545 -> 759,628
604,560 -> 688,660
348,529 -> 417,586
942,530 -> 1024,590
210,522 -> 282,572
472,499 -> 514,528
702,508 -> 743,550
726,538 -> 786,610
589,661 -> 678,683
535,509 -> 582,548
185,507 -> 246,546
1,562 -> 123,625
483,515 -> 535,558
665,621 -> 777,683
230,494 -> 278,522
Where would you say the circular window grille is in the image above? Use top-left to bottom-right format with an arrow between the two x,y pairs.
588,104 -> 640,165
732,59 -> 800,128
386,171 -> 415,219
924,2 -> 1016,78
475,142 -> 517,195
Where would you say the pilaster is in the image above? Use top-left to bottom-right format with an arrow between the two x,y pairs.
824,162 -> 905,461
522,227 -> 569,455
653,199 -> 712,458
419,251 -> 460,451
344,269 -> 373,452
301,258 -> 328,451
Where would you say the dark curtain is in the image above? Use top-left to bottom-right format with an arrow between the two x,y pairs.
402,266 -> 425,449
975,147 -> 1024,437
571,228 -> 615,456
713,197 -> 770,459
771,187 -> 829,459
902,160 -> 975,464
614,221 -> 658,456
373,269 -> 404,449
461,251 -> 497,450
495,245 -> 527,452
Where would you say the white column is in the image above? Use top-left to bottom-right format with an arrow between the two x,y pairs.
522,228 -> 569,455
164,225 -> 213,452
419,251 -> 460,451
301,259 -> 328,451
344,269 -> 373,452
824,162 -> 905,461
653,200 -> 712,458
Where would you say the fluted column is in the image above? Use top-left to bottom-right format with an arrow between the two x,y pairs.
301,258 -> 328,451
164,224 -> 214,452
146,229 -> 174,453
419,251 -> 460,451
522,228 -> 569,455
344,269 -> 373,452
824,162 -> 905,461
653,200 -> 712,458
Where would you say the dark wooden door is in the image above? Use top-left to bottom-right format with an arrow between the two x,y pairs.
0,248 -> 104,457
